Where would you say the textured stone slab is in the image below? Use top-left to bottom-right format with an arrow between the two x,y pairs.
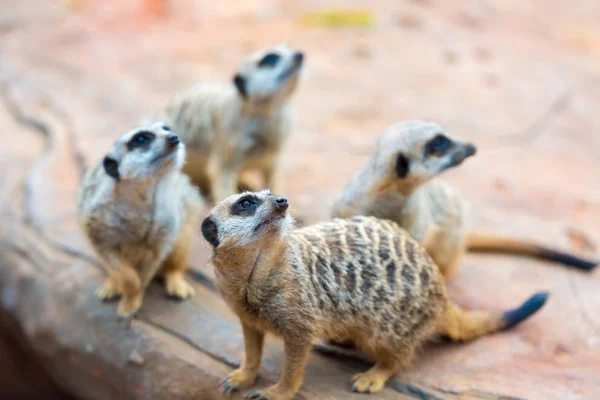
0,0 -> 599,399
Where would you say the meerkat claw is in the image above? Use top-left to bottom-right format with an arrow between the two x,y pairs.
95,279 -> 121,302
220,377 -> 238,395
117,315 -> 133,329
352,370 -> 389,394
164,275 -> 195,300
351,374 -> 380,393
221,368 -> 258,395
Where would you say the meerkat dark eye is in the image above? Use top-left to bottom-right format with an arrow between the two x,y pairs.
135,134 -> 149,144
232,196 -> 260,216
258,53 -> 280,68
426,134 -> 451,155
127,131 -> 155,150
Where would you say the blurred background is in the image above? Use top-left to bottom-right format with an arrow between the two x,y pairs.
1,0 -> 599,399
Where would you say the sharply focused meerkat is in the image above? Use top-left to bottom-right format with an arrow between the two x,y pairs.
160,44 -> 304,204
77,122 -> 203,319
332,120 -> 598,278
201,190 -> 548,399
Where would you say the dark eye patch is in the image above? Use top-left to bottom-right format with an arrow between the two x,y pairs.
233,74 -> 247,98
231,195 -> 261,216
103,156 -> 120,180
395,153 -> 410,179
127,131 -> 156,151
201,217 -> 219,248
425,134 -> 452,156
258,53 -> 280,68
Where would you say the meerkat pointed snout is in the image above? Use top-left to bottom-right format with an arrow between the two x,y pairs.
77,122 -> 203,320
383,121 -> 478,184
203,191 -> 547,400
159,44 -> 306,205
332,119 -> 597,278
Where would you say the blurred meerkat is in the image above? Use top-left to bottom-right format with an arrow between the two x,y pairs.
77,122 -> 203,320
201,190 -> 547,399
160,44 -> 304,204
332,120 -> 598,278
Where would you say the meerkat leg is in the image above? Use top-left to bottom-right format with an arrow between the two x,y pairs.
436,246 -> 465,279
95,271 -> 121,301
160,231 -> 195,300
431,234 -> 466,279
207,156 -> 239,203
114,261 -> 144,320
182,153 -> 211,196
351,349 -> 405,394
221,323 -> 265,395
95,253 -> 143,319
246,339 -> 311,400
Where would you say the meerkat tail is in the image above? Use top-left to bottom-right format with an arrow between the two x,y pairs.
466,232 -> 598,271
439,292 -> 549,341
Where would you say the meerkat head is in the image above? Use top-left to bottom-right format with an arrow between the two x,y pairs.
102,122 -> 185,182
201,190 -> 294,250
373,120 -> 477,189
232,44 -> 304,105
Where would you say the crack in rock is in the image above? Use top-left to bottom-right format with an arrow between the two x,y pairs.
0,85 -> 98,268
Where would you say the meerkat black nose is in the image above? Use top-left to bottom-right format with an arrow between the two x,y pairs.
275,197 -> 288,210
465,144 -> 477,156
167,134 -> 180,147
293,52 -> 304,65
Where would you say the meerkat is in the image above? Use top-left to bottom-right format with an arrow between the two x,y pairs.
201,190 -> 548,399
332,120 -> 598,278
77,122 -> 203,320
159,44 -> 304,204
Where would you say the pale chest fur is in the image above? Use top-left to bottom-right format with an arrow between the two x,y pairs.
236,115 -> 288,160
80,173 -> 183,255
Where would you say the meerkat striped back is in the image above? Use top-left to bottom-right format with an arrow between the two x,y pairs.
290,216 -> 446,340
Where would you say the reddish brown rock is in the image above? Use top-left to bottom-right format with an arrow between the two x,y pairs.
0,0 -> 599,399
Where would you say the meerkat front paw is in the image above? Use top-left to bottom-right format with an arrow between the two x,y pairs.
116,294 -> 143,321
164,272 -> 195,300
221,368 -> 258,395
245,387 -> 293,400
351,370 -> 388,394
95,278 -> 121,301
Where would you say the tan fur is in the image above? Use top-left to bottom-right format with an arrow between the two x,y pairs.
201,190 -> 544,399
332,120 -> 597,277
77,122 -> 203,319
159,44 -> 304,204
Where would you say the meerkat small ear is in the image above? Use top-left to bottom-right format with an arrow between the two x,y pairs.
201,217 -> 220,248
103,156 -> 120,180
395,153 -> 410,179
233,74 -> 247,98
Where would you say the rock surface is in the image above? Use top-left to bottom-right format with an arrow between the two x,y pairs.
1,0 -> 599,399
